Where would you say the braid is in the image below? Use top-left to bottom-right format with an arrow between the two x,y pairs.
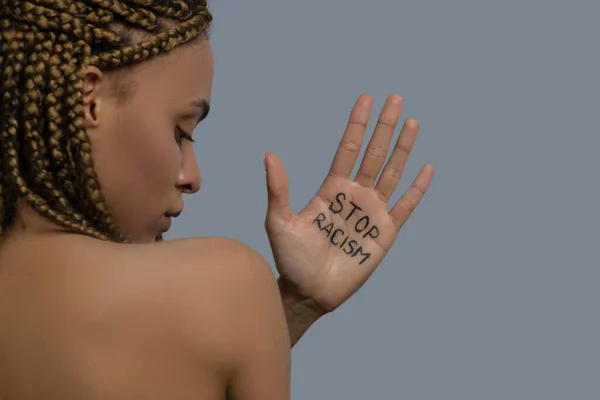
35,0 -> 115,25
46,33 -> 80,201
90,14 -> 205,68
1,2 -> 123,45
20,30 -> 86,220
0,0 -> 212,241
0,29 -> 105,239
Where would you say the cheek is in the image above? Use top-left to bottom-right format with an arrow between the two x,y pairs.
130,137 -> 180,239
92,116 -> 182,221
128,125 -> 181,186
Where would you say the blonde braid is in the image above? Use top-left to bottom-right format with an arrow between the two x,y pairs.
46,33 -> 80,201
21,29 -> 86,224
0,29 -> 108,240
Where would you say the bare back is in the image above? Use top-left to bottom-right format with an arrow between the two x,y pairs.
0,233 -> 290,400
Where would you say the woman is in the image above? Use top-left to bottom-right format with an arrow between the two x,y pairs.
0,0 -> 434,398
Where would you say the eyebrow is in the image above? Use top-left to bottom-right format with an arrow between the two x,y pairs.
182,99 -> 210,124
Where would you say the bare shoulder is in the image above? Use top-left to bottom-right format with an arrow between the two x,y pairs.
109,236 -> 292,398
130,236 -> 291,399
79,235 -> 288,356
1,235 -> 290,398
122,236 -> 287,344
3,235 -> 283,341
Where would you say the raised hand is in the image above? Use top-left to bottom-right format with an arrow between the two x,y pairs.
264,94 -> 434,315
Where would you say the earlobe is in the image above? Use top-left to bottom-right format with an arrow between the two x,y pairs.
84,100 -> 101,128
87,102 -> 100,125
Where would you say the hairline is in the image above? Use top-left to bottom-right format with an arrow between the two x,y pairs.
104,23 -> 209,104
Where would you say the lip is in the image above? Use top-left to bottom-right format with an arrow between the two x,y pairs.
165,210 -> 182,218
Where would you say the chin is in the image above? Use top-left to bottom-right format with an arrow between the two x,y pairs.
122,231 -> 163,244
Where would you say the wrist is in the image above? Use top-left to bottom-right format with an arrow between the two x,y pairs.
277,277 -> 327,320
277,278 -> 325,346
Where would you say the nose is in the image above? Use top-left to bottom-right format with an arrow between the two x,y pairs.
176,147 -> 201,194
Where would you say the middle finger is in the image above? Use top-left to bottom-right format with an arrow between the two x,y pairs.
354,94 -> 403,187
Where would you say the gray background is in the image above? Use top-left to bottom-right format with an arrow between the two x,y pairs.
168,1 -> 600,399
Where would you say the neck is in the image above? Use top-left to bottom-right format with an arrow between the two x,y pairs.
3,201 -> 66,238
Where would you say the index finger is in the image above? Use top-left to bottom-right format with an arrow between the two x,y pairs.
327,94 -> 373,178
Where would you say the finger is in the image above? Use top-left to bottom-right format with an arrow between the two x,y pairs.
374,117 -> 419,202
265,152 -> 294,221
327,94 -> 372,179
354,94 -> 403,187
389,164 -> 435,231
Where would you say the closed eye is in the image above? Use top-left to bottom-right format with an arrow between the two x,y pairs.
175,126 -> 195,146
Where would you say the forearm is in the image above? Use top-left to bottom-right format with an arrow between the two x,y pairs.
278,278 -> 324,347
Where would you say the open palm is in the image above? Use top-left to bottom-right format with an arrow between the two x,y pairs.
264,94 -> 435,314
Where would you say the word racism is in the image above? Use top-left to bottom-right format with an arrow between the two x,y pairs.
313,192 -> 380,265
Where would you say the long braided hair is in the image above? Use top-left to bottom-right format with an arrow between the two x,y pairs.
0,0 -> 212,242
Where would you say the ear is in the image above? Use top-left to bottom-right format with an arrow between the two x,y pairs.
83,66 -> 106,129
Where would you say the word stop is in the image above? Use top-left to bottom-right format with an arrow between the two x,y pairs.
312,192 -> 380,265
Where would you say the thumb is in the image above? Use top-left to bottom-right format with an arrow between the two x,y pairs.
264,152 -> 293,221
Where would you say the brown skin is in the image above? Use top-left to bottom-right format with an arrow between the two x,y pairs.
0,235 -> 290,399
84,37 -> 210,243
0,39 -> 291,399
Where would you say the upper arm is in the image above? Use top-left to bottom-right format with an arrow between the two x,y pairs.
166,238 -> 291,400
